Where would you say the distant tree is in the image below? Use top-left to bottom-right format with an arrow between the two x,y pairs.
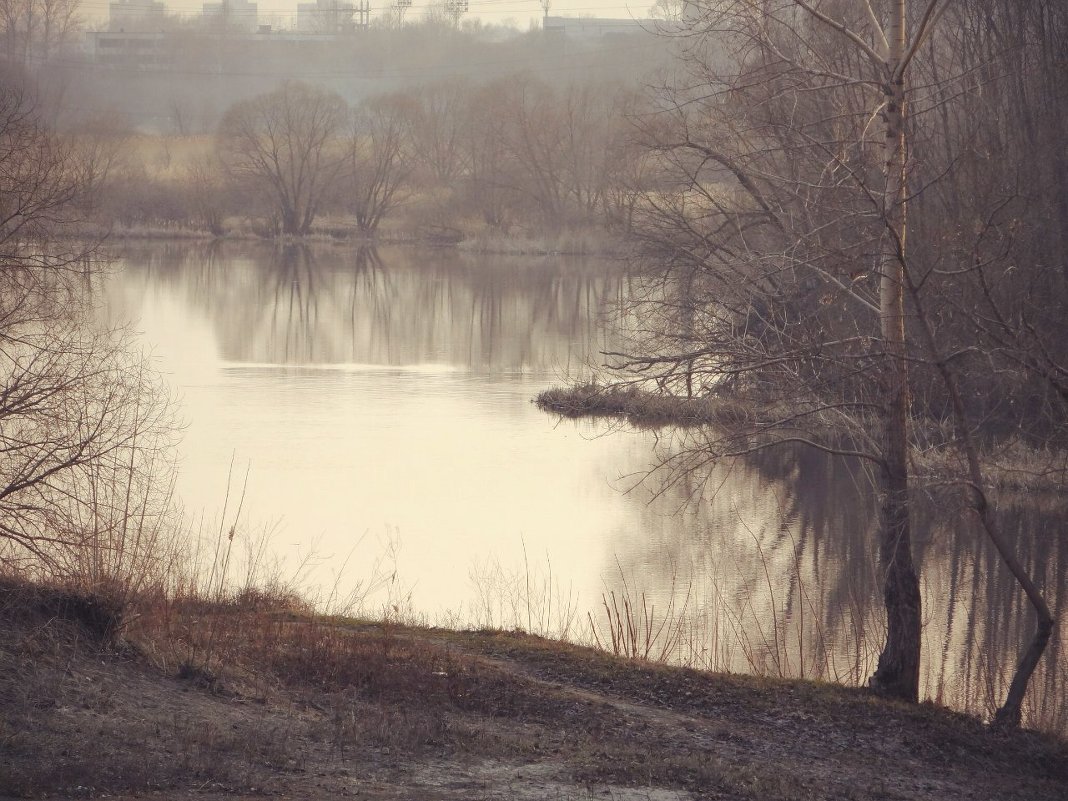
408,80 -> 469,185
186,155 -> 230,236
0,0 -> 80,66
496,76 -> 567,225
647,0 -> 686,22
558,81 -> 628,223
469,76 -> 629,228
348,93 -> 413,236
464,80 -> 514,229
217,81 -> 348,237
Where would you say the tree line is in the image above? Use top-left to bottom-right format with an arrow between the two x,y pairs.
89,76 -> 640,241
83,77 -> 645,243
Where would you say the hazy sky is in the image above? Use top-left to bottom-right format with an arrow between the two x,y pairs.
83,0 -> 659,31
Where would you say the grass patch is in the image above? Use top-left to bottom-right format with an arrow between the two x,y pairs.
536,383 -> 753,429
0,577 -> 126,644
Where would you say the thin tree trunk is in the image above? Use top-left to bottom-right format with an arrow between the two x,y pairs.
906,276 -> 1055,730
870,1 -> 922,703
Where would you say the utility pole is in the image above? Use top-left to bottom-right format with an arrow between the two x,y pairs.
443,0 -> 468,28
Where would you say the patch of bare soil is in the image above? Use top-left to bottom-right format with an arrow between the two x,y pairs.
2,601 -> 1066,801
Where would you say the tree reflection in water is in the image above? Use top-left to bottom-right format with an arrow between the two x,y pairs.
604,440 -> 1065,734
122,241 -> 623,372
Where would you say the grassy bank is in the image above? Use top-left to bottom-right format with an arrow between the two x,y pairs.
2,578 -> 1066,801
536,383 -> 756,429
537,383 -> 1068,492
71,220 -> 629,257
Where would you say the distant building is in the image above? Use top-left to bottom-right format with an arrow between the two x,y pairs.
108,0 -> 167,33
202,0 -> 259,33
89,31 -> 166,68
542,16 -> 649,40
297,0 -> 357,34
86,23 -> 362,72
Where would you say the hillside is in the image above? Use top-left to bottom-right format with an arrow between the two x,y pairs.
2,585 -> 1066,801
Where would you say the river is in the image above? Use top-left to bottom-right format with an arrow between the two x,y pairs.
103,240 -> 1066,734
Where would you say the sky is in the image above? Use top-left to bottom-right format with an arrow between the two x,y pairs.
81,0 -> 660,31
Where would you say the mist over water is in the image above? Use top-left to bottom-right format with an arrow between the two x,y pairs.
103,240 -> 1066,734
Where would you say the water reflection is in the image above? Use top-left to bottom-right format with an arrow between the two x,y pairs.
105,241 -> 1065,735
603,438 -> 1065,733
112,241 -> 623,372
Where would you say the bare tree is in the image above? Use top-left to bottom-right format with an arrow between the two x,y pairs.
559,81 -> 629,224
217,81 -> 348,237
187,155 -> 229,237
582,0 -> 1062,724
348,93 -> 413,236
897,0 -> 1065,727
611,0 -> 940,701
0,78 -> 92,243
467,76 -> 629,229
463,80 -> 514,230
408,79 -> 470,185
0,77 -> 178,589
496,75 -> 568,225
0,0 -> 80,66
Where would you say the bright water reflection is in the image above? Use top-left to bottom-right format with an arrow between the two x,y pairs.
104,241 -> 1065,734
104,241 -> 644,616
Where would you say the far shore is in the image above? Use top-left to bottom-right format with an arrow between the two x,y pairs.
69,221 -> 632,258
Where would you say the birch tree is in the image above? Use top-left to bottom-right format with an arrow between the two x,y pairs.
769,0 -> 1056,727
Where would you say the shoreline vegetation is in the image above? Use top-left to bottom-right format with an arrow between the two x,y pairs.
64,74 -> 643,256
537,383 -> 1068,493
3,576 -> 1067,801
71,221 -> 629,258
537,383 -> 751,429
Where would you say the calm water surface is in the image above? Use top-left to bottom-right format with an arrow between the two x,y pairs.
104,241 -> 1066,733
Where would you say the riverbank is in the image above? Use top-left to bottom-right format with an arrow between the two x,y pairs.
537,383 -> 1068,492
3,581 -> 1066,801
74,221 -> 629,257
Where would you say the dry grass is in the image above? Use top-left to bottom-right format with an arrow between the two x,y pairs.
2,577 -> 1067,801
537,383 -> 754,429
456,227 -> 627,256
541,386 -> 1068,493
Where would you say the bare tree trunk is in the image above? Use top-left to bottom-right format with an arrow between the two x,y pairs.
869,1 -> 921,703
905,276 -> 1055,730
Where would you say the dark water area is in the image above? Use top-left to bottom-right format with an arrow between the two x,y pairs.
615,439 -> 1066,734
103,240 -> 1066,735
